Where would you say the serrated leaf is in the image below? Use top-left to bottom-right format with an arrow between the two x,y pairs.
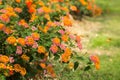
74,61 -> 79,70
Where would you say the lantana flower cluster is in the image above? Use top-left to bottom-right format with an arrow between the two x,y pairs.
0,0 -> 100,79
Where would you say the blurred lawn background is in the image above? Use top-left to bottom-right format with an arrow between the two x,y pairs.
55,0 -> 120,80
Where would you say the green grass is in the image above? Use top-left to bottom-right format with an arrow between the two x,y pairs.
84,0 -> 120,80
95,0 -> 120,14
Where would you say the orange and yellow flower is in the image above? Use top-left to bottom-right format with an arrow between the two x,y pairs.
90,55 -> 100,70
61,48 -> 72,62
25,36 -> 34,46
0,63 -> 6,69
17,38 -> 25,46
52,37 -> 60,45
63,16 -> 72,26
79,0 -> 88,6
61,34 -> 69,42
0,55 -> 9,64
0,14 -> 10,23
14,7 -> 22,13
39,63 -> 46,69
14,64 -> 26,76
20,67 -> 26,76
16,0 -> 21,3
21,54 -> 30,62
7,36 -> 16,45
38,46 -> 46,53
18,19 -> 29,28
31,32 -> 40,41
42,6 -> 52,13
0,23 -> 4,30
70,5 -> 77,11
3,27 -> 12,34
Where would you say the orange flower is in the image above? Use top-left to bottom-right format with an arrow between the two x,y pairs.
14,7 -> 22,13
64,48 -> 72,56
6,12 -> 17,17
14,64 -> 21,72
21,54 -> 30,62
52,37 -> 60,45
90,55 -> 100,64
61,53 -> 70,63
47,21 -> 54,27
17,38 -> 25,46
61,7 -> 69,12
44,14 -> 50,20
7,36 -> 16,45
26,0 -> 33,8
61,34 -> 69,42
39,63 -> 46,69
5,6 -> 14,12
0,55 -> 9,64
20,67 -> 26,76
58,0 -> 64,2
9,70 -> 14,75
0,23 -> 4,30
38,1 -> 44,6
16,0 -> 21,3
51,0 -> 58,3
42,6 -> 51,13
18,19 -> 29,28
28,6 -> 36,14
95,63 -> 100,70
87,3 -> 92,10
61,48 -> 72,62
46,64 -> 56,77
3,27 -> 12,34
79,0 -> 88,6
93,6 -> 102,16
6,65 -> 14,71
43,26 -> 49,33
90,55 -> 100,70
38,26 -> 43,31
31,32 -> 40,41
37,46 -> 46,53
0,14 -> 10,23
63,16 -> 72,26
30,13 -> 38,22
25,36 -> 34,46
0,1 -> 2,4
14,64 -> 26,76
70,6 -> 77,11
0,63 -> 6,69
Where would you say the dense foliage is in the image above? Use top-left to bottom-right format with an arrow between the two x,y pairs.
0,0 -> 100,80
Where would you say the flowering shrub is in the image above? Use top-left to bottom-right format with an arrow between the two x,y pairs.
70,0 -> 102,17
0,0 -> 100,80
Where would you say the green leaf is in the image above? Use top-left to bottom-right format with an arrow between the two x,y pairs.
54,54 -> 60,60
74,61 -> 79,70
84,66 -> 91,71
76,56 -> 84,60
0,75 -> 6,80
